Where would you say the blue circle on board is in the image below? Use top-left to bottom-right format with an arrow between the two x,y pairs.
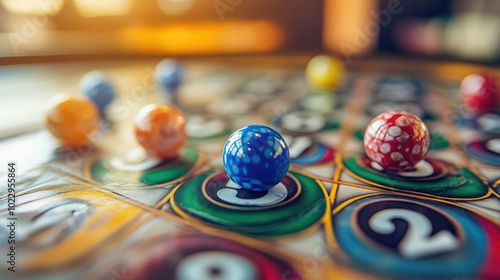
290,142 -> 329,165
223,125 -> 290,191
465,139 -> 500,165
456,111 -> 500,135
333,195 -> 486,279
80,71 -> 116,115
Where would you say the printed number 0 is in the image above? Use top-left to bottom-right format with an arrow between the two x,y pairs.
369,209 -> 460,259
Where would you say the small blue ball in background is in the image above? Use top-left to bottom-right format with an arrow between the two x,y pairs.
156,59 -> 182,94
80,71 -> 116,117
223,124 -> 290,191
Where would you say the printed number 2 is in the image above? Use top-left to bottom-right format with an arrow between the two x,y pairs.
369,209 -> 460,259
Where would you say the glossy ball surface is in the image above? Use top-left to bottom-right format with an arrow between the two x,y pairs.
156,59 -> 183,93
364,111 -> 430,171
135,104 -> 186,159
306,55 -> 344,90
46,94 -> 100,148
79,71 -> 116,116
460,73 -> 498,114
223,125 -> 290,191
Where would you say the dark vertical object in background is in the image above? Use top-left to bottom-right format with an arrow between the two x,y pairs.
377,0 -> 451,54
215,0 -> 323,52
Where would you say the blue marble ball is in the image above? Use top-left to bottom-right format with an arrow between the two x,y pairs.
80,71 -> 116,116
156,59 -> 182,94
223,125 -> 290,191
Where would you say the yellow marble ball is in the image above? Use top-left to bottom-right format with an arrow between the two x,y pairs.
46,94 -> 100,149
306,55 -> 345,90
135,104 -> 187,159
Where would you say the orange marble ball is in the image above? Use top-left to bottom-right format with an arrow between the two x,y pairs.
46,94 -> 100,149
135,104 -> 186,159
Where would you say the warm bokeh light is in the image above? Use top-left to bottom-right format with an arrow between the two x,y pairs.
118,21 -> 284,54
73,0 -> 133,17
323,0 -> 379,58
1,0 -> 63,15
444,13 -> 500,61
156,0 -> 194,16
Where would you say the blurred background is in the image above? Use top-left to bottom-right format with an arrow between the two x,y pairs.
0,0 -> 499,63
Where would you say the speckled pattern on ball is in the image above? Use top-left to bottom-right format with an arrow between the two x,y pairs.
364,111 -> 430,171
223,125 -> 290,191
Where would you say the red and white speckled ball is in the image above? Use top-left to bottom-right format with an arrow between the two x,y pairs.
460,73 -> 498,114
364,111 -> 430,171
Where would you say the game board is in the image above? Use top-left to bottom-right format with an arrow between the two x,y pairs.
0,58 -> 499,280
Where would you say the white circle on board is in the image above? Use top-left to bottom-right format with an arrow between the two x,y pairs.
396,160 -> 434,177
176,251 -> 257,280
217,181 -> 288,206
486,138 -> 500,154
281,111 -> 326,133
208,97 -> 253,116
187,116 -> 226,138
109,148 -> 160,171
477,114 -> 500,133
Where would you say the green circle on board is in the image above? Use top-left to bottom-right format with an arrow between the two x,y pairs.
172,170 -> 327,237
430,133 -> 450,150
354,129 -> 364,142
89,148 -> 199,186
343,155 -> 488,199
323,120 -> 341,131
422,111 -> 438,121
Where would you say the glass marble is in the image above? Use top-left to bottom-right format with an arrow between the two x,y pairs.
305,54 -> 344,90
45,94 -> 100,148
223,125 -> 290,191
135,104 -> 186,159
80,71 -> 116,116
156,59 -> 183,94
